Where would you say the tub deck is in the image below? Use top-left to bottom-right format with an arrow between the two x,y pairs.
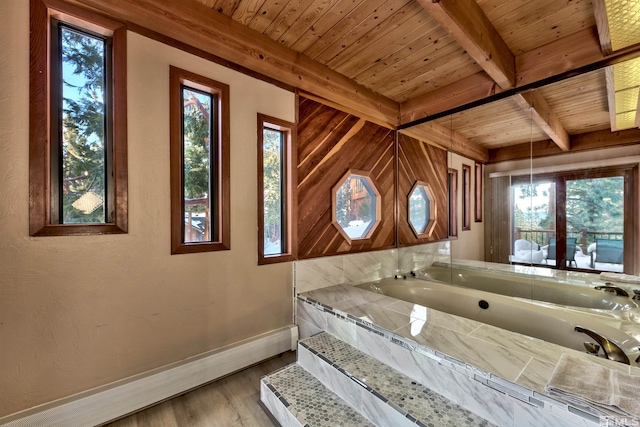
298,283 -> 640,406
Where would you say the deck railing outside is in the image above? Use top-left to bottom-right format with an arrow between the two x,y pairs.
514,227 -> 623,253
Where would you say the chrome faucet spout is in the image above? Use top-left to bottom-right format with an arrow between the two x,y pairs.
574,326 -> 630,365
594,285 -> 630,297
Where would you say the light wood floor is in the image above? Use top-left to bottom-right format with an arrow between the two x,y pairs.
102,351 -> 296,427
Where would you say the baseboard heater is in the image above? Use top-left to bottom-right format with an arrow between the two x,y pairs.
0,325 -> 298,427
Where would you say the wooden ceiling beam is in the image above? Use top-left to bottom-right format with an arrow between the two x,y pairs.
488,127 -> 640,163
400,27 -> 620,126
412,0 -> 571,152
400,72 -> 501,124
66,0 -> 400,126
511,90 -> 570,151
416,0 -> 515,89
592,0 -> 613,55
400,122 -> 489,164
605,66 -> 618,131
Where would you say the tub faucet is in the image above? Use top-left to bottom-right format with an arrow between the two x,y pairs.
574,326 -> 630,365
594,284 -> 630,297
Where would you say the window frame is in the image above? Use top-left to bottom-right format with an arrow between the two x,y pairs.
462,164 -> 471,231
407,180 -> 437,238
448,168 -> 458,238
331,170 -> 382,246
29,0 -> 128,236
257,114 -> 297,265
169,66 -> 230,254
474,162 -> 483,222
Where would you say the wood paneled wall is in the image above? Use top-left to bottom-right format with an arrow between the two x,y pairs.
297,97 -> 396,258
397,133 -> 449,245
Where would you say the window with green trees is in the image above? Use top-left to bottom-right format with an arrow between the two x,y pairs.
258,114 -> 297,264
170,67 -> 229,254
30,1 -> 128,236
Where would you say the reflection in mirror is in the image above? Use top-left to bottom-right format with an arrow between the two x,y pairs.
390,2 -> 640,366
408,181 -> 436,237
402,54 -> 640,326
428,60 -> 640,277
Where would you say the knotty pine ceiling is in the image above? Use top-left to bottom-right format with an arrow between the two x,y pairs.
196,0 -> 640,162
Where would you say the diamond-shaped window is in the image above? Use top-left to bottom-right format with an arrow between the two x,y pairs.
332,170 -> 381,244
408,181 -> 436,237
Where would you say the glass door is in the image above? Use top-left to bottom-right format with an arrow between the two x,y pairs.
511,180 -> 556,266
565,176 -> 624,272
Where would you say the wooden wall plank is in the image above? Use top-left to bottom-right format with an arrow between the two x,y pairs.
297,97 -> 396,259
397,134 -> 449,246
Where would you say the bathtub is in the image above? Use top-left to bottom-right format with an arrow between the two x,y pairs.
417,265 -> 639,311
356,277 -> 640,364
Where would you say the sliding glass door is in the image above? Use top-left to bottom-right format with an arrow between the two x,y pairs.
510,165 -> 636,273
566,176 -> 624,272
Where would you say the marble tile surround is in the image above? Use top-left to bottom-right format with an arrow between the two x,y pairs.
293,244 -> 640,426
297,285 -> 640,427
294,242 -> 450,294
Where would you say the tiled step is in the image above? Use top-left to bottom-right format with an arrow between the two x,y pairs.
297,332 -> 495,427
260,363 -> 375,427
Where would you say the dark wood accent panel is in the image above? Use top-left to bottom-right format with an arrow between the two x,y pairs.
484,176 -> 512,263
397,134 -> 448,246
297,97 -> 395,259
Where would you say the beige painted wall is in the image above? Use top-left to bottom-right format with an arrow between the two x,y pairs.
0,1 -> 295,417
448,152 -> 485,261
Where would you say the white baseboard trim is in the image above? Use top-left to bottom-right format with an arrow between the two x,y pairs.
0,325 -> 298,427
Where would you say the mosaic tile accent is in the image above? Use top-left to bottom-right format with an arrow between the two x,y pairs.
263,363 -> 375,427
301,332 -> 495,427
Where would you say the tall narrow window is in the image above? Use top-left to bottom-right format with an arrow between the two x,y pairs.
448,168 -> 458,238
258,114 -> 297,264
474,163 -> 483,222
30,0 -> 128,236
462,164 -> 471,231
170,67 -> 230,254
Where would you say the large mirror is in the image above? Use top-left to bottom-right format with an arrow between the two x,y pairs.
393,54 -> 640,362
402,53 -> 640,305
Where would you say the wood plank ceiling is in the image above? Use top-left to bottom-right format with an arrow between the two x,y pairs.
192,0 -> 640,163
